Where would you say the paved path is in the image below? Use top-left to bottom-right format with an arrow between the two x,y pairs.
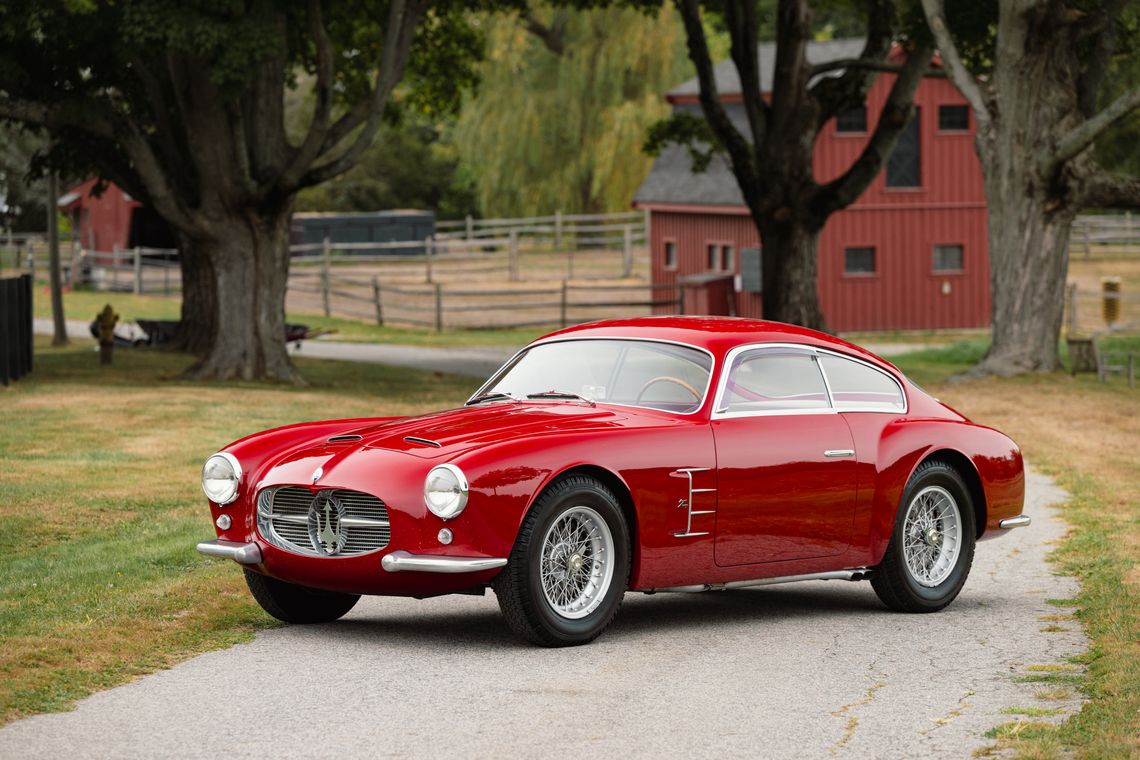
0,469 -> 1086,759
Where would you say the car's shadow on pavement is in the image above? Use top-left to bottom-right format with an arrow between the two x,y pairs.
309,582 -> 893,649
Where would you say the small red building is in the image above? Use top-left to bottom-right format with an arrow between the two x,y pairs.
634,40 -> 990,332
59,178 -> 174,252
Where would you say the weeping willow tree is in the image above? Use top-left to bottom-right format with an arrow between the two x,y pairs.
455,5 -> 692,217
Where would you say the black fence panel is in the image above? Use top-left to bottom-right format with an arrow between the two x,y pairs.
0,274 -> 33,385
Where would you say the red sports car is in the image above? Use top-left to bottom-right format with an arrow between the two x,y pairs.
197,317 -> 1029,646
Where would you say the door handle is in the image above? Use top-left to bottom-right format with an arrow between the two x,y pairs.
824,449 -> 855,458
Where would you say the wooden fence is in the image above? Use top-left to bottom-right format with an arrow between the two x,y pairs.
0,274 -> 33,385
1070,214 -> 1140,258
1065,282 -> 1140,336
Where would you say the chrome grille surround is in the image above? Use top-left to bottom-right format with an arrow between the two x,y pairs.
256,486 -> 391,558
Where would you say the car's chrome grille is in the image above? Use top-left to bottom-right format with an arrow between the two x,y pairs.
256,486 -> 391,557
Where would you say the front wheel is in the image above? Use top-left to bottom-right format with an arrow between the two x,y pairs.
872,460 -> 976,613
494,475 -> 631,646
244,569 -> 360,624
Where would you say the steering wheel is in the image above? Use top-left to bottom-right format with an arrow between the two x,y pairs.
636,376 -> 701,402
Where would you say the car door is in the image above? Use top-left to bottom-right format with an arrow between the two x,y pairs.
711,346 -> 858,567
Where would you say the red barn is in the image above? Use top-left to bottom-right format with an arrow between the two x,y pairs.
59,179 -> 175,252
634,39 -> 989,332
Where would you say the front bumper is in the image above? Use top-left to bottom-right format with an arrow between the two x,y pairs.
998,514 -> 1031,529
197,540 -> 506,575
197,540 -> 262,564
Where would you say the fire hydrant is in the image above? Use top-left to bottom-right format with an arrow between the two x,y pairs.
96,304 -> 119,365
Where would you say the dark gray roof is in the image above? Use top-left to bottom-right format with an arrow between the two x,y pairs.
634,103 -> 746,207
636,39 -> 865,207
668,38 -> 867,98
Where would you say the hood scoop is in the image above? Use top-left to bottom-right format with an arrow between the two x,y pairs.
327,434 -> 364,444
403,436 -> 442,448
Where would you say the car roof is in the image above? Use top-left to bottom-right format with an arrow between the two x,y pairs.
535,316 -> 898,373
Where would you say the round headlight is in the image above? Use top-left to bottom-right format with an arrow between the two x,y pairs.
202,452 -> 242,506
424,464 -> 468,520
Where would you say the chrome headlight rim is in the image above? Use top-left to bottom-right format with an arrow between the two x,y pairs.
424,463 -> 469,520
202,452 -> 242,506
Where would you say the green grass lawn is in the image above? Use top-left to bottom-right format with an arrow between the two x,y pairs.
0,337 -> 475,724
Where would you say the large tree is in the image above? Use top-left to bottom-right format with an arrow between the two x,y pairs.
454,4 -> 692,217
923,0 -> 1140,374
650,0 -> 932,329
0,0 -> 485,381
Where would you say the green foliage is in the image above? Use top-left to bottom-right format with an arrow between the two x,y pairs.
295,115 -> 477,219
453,4 -> 692,216
0,124 -> 49,231
643,111 -> 720,172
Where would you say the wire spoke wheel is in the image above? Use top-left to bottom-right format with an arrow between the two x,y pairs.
901,485 -> 962,587
538,506 -> 615,620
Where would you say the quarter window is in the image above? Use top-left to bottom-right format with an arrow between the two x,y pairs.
720,350 -> 830,413
844,246 -> 876,275
933,244 -> 964,272
819,354 -> 905,412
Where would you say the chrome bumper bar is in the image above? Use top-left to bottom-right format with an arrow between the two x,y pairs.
197,540 -> 263,564
381,550 -> 507,574
999,515 -> 1032,529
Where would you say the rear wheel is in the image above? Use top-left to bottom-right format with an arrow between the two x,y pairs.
244,569 -> 360,623
494,475 -> 630,646
872,460 -> 976,613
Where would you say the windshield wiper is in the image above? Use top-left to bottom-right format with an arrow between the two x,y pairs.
465,391 -> 519,406
526,390 -> 596,406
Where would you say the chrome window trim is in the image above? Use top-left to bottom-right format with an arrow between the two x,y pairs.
711,342 -> 908,418
467,336 -> 717,417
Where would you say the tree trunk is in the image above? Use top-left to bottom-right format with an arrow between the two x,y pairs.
977,194 -> 1074,374
756,215 -> 827,330
173,231 -> 217,357
182,207 -> 298,382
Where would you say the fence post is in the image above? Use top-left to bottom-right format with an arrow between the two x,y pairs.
560,280 -> 568,328
111,245 -> 119,290
1067,283 -> 1079,334
509,230 -> 519,282
133,247 -> 142,295
1127,211 -> 1133,245
434,283 -> 443,332
554,210 -> 563,250
321,237 -> 331,317
372,276 -> 384,326
1082,222 -> 1091,259
567,247 -> 575,281
465,215 -> 474,242
622,224 -> 633,278
424,235 -> 434,284
163,259 -> 170,295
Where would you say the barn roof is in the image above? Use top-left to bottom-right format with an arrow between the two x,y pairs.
667,38 -> 867,98
635,38 -> 866,208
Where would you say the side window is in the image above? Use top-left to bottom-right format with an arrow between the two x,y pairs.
720,350 -> 831,413
819,354 -> 905,412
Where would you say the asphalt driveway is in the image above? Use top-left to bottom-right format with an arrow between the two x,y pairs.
0,469 -> 1086,759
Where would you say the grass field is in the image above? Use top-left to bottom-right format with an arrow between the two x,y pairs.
0,338 -> 475,724
1,329 -> 1136,756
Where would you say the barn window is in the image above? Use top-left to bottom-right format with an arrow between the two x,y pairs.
844,246 -> 876,275
664,240 -> 677,269
836,107 -> 867,133
933,244 -> 964,272
708,244 -> 718,270
722,245 -> 735,272
886,107 -> 921,188
938,105 -> 969,131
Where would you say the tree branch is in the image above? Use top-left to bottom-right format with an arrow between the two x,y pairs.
521,10 -> 565,56
814,45 -> 933,217
724,0 -> 767,152
300,0 -> 429,188
1045,86 -> 1140,174
277,0 -> 337,189
810,0 -> 896,125
809,58 -> 946,78
1076,0 -> 1127,117
920,0 -> 991,131
673,0 -> 758,192
1078,168 -> 1140,210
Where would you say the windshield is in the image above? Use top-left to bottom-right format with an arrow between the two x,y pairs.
478,339 -> 713,414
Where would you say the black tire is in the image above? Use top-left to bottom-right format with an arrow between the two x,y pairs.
243,569 -> 360,624
872,460 -> 977,613
493,475 -> 631,647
